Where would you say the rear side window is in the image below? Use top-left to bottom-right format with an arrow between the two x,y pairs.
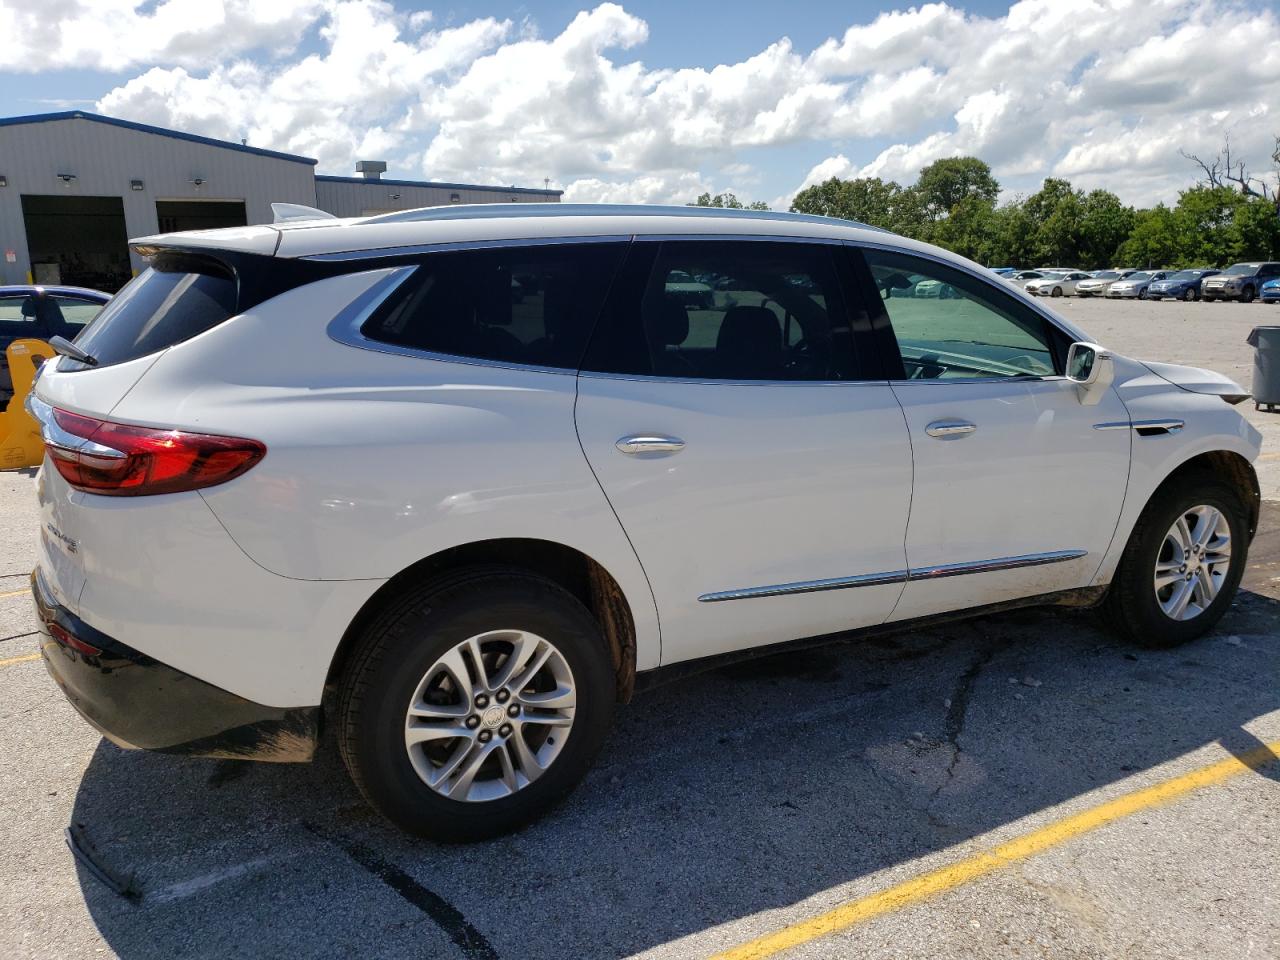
66,253 -> 237,368
360,243 -> 626,370
581,240 -> 860,381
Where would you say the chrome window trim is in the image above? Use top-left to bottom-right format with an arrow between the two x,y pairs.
576,370 -> 888,388
847,238 -> 1088,381
302,234 -> 633,263
699,549 -> 1087,602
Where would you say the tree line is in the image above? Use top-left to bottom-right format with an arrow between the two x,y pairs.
693,144 -> 1280,270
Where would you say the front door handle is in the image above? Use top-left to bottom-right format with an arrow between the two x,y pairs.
925,420 -> 977,439
616,435 -> 686,455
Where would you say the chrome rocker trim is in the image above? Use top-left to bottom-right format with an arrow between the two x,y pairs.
698,549 -> 1088,602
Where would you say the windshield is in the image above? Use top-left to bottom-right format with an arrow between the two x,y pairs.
1222,264 -> 1258,276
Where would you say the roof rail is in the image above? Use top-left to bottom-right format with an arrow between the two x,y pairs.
362,202 -> 882,231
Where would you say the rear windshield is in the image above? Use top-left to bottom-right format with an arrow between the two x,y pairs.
62,253 -> 237,369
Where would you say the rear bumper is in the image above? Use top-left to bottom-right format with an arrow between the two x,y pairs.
32,569 -> 319,762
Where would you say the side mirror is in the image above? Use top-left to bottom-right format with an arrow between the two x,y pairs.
1066,341 -> 1114,406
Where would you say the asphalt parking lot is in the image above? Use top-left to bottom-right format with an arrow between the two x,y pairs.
2,297 -> 1278,960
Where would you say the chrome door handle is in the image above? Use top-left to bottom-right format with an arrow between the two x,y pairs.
615,435 -> 685,455
925,420 -> 977,438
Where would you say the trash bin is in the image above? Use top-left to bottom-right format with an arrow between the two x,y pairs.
1247,326 -> 1280,411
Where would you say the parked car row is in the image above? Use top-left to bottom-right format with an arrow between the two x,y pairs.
991,263 -> 1280,302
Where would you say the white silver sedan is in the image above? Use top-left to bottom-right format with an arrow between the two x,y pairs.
1025,271 -> 1092,297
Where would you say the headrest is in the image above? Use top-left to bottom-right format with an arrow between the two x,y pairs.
652,297 -> 690,346
716,306 -> 782,378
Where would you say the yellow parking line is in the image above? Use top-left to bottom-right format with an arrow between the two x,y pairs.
712,739 -> 1280,960
0,588 -> 31,599
0,652 -> 41,668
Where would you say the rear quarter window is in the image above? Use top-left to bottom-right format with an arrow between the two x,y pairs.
359,242 -> 626,370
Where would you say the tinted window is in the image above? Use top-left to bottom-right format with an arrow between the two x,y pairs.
0,293 -> 92,340
361,243 -> 625,370
583,241 -> 858,381
53,297 -> 105,326
0,297 -> 31,337
66,253 -> 237,368
861,248 -> 1059,380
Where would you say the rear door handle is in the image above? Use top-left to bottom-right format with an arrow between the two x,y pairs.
925,420 -> 977,439
616,435 -> 686,455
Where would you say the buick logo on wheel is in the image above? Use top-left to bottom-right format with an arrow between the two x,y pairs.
482,705 -> 506,729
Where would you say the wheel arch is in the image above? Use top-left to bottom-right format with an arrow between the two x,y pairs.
325,538 -> 641,703
1150,449 -> 1260,539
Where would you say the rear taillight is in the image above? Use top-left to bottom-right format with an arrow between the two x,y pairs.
45,408 -> 265,496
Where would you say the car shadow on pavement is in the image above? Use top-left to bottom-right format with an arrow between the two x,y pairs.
67,586 -> 1280,960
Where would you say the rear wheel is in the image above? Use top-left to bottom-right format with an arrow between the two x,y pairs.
338,569 -> 615,840
1104,473 -> 1247,648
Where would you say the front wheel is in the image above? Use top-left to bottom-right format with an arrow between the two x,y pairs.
1138,288 -> 1147,300
1051,286 -> 1063,298
338,569 -> 616,840
1183,287 -> 1197,302
1103,473 -> 1247,648
1242,286 -> 1257,303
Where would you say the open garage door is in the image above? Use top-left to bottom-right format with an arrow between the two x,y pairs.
156,200 -> 247,234
21,195 -> 132,292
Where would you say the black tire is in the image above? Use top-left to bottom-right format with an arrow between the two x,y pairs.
1103,472 -> 1248,648
1204,296 -> 1217,303
1138,287 -> 1147,300
338,568 -> 616,840
1183,287 -> 1197,302
1051,286 -> 1063,298
1242,286 -> 1256,304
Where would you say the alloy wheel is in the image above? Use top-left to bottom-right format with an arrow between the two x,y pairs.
403,629 -> 576,802
1153,505 -> 1232,621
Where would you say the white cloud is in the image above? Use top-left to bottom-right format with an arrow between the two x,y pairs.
0,0 -> 325,72
4,0 -> 1278,208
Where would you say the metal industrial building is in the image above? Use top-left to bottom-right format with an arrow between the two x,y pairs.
0,111 -> 562,290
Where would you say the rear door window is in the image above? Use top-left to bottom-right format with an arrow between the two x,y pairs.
65,253 -> 237,368
581,240 -> 861,381
360,243 -> 626,370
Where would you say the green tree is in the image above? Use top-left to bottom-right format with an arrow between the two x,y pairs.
789,176 -> 903,229
914,157 -> 1000,219
1078,190 -> 1135,269
691,192 -> 769,210
1117,205 -> 1181,268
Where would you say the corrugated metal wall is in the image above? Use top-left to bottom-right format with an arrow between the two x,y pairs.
315,178 -> 561,218
0,117 -> 316,284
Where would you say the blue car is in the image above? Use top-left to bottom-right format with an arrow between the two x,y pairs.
1262,278 -> 1280,304
1,284 -> 110,399
1146,268 -> 1220,301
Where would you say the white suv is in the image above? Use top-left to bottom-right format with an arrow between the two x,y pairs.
28,204 -> 1261,839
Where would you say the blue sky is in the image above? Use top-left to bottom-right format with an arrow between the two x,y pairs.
1,1 -> 1278,208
